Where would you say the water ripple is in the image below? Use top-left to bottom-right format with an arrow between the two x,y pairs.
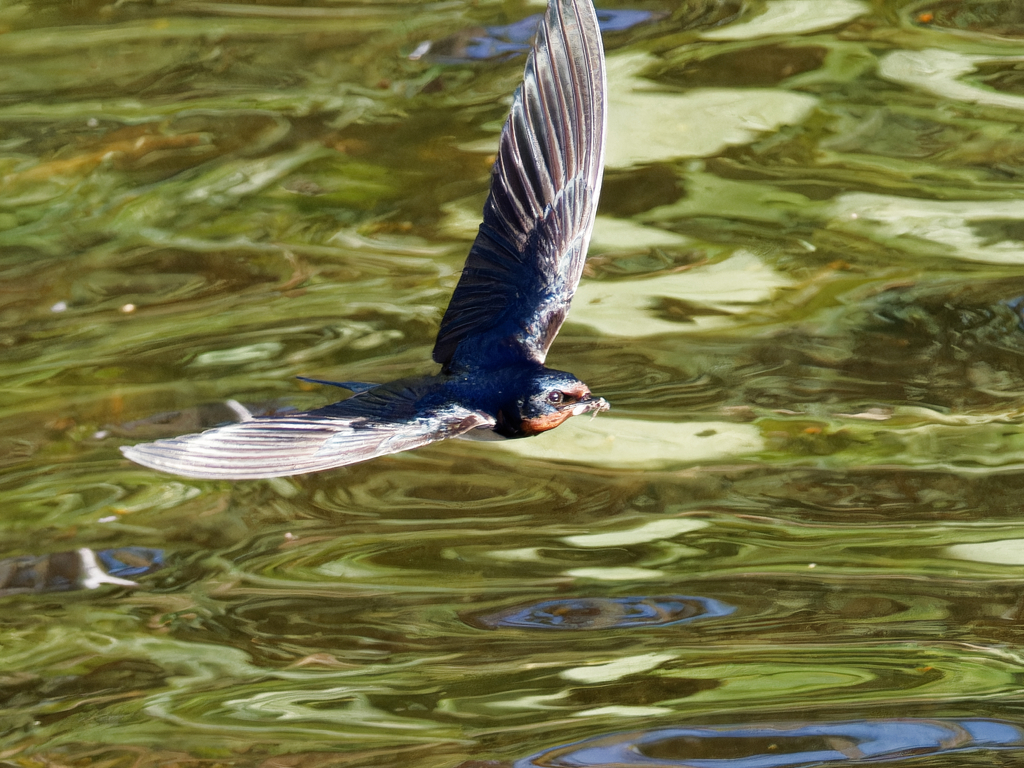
463,596 -> 735,631
517,719 -> 1024,767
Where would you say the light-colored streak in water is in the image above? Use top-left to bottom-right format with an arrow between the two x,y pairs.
561,652 -> 678,683
604,52 -> 819,167
880,50 -> 1024,112
562,519 -> 708,548
702,0 -> 870,40
947,539 -> 1024,566
570,251 -> 793,337
566,566 -> 666,581
490,415 -> 764,467
829,192 -> 1024,264
590,216 -> 694,252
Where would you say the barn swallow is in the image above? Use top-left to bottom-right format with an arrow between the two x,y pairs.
121,0 -> 608,479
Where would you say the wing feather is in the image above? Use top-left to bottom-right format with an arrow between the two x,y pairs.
433,0 -> 606,371
120,382 -> 494,480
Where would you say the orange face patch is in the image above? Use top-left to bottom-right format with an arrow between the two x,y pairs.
520,410 -> 575,435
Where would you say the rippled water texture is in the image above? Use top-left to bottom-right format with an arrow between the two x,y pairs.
4,0 -> 1024,765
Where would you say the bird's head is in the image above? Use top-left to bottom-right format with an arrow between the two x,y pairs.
513,368 -> 609,436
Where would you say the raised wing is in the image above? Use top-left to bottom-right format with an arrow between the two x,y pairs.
432,0 -> 606,372
120,380 -> 494,479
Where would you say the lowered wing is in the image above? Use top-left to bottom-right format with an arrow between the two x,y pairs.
432,0 -> 606,372
120,381 -> 494,480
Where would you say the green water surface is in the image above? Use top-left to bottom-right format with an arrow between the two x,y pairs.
4,0 -> 1024,765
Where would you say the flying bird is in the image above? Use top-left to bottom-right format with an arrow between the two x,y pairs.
122,0 -> 608,479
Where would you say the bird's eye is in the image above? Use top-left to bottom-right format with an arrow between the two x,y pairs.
546,391 -> 564,405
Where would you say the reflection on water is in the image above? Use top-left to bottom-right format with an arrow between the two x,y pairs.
5,0 -> 1024,764
464,595 -> 735,630
519,719 -> 1024,767
0,546 -> 163,596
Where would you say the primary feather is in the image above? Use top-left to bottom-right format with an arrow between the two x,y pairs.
121,382 -> 494,479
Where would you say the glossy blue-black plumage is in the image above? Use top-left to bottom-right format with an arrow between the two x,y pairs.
433,0 -> 606,372
121,0 -> 608,479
